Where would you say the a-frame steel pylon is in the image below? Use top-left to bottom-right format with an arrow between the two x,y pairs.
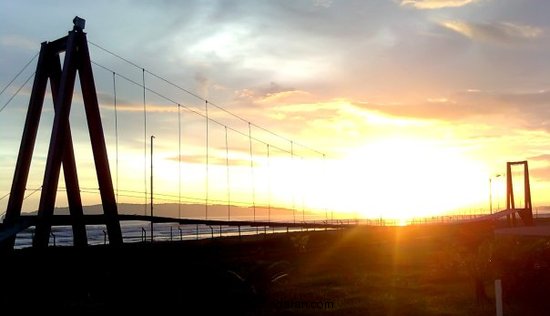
2,18 -> 122,249
506,161 -> 534,226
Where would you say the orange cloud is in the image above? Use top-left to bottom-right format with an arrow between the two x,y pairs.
100,102 -> 179,113
401,0 -> 479,9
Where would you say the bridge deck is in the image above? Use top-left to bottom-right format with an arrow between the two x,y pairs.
21,214 -> 349,228
0,208 -> 531,245
453,208 -> 528,223
0,214 -> 349,244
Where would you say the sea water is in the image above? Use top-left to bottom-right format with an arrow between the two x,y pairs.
13,221 -> 314,248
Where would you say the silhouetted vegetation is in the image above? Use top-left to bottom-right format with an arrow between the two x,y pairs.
492,236 -> 550,314
1,222 -> 550,314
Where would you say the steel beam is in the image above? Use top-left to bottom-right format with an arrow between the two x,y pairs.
48,47 -> 88,247
33,31 -> 80,248
77,33 -> 123,245
1,42 -> 51,250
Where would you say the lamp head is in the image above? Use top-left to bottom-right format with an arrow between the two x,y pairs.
73,16 -> 86,31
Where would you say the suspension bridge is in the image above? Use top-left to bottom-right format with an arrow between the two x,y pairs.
0,18 -> 536,251
0,17 -> 347,250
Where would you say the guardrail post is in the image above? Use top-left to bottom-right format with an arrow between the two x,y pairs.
178,227 -> 183,241
50,232 -> 56,247
103,230 -> 107,245
170,226 -> 173,241
141,227 -> 146,242
495,279 -> 503,316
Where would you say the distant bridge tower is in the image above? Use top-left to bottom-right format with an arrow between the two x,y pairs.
1,17 -> 122,250
506,161 -> 533,226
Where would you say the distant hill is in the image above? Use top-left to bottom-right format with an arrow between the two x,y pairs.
23,203 -> 325,222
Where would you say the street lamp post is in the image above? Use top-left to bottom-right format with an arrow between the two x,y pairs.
150,135 -> 155,242
489,174 -> 502,215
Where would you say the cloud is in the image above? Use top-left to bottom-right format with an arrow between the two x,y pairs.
528,154 -> 550,162
352,89 -> 550,129
440,20 -> 543,43
97,99 -> 179,114
104,103 -> 178,113
312,0 -> 333,8
259,90 -> 314,105
167,154 -> 250,167
526,155 -> 550,181
400,0 -> 479,9
427,97 -> 452,104
234,82 -> 317,106
530,167 -> 550,181
0,35 -> 37,50
194,72 -> 210,99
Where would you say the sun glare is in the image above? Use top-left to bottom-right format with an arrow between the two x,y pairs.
324,137 -> 489,219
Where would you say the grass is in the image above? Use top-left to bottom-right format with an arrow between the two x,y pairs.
254,225 -> 497,315
2,221 -> 549,314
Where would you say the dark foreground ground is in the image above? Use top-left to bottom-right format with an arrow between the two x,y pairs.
2,222 -> 550,315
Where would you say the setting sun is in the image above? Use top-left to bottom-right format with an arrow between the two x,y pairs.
324,134 -> 490,219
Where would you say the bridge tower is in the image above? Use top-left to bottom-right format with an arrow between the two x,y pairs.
1,17 -> 122,250
506,161 -> 533,226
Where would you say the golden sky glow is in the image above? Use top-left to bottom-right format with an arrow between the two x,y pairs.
1,0 -> 550,220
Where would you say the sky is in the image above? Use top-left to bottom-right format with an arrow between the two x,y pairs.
1,0 -> 550,220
